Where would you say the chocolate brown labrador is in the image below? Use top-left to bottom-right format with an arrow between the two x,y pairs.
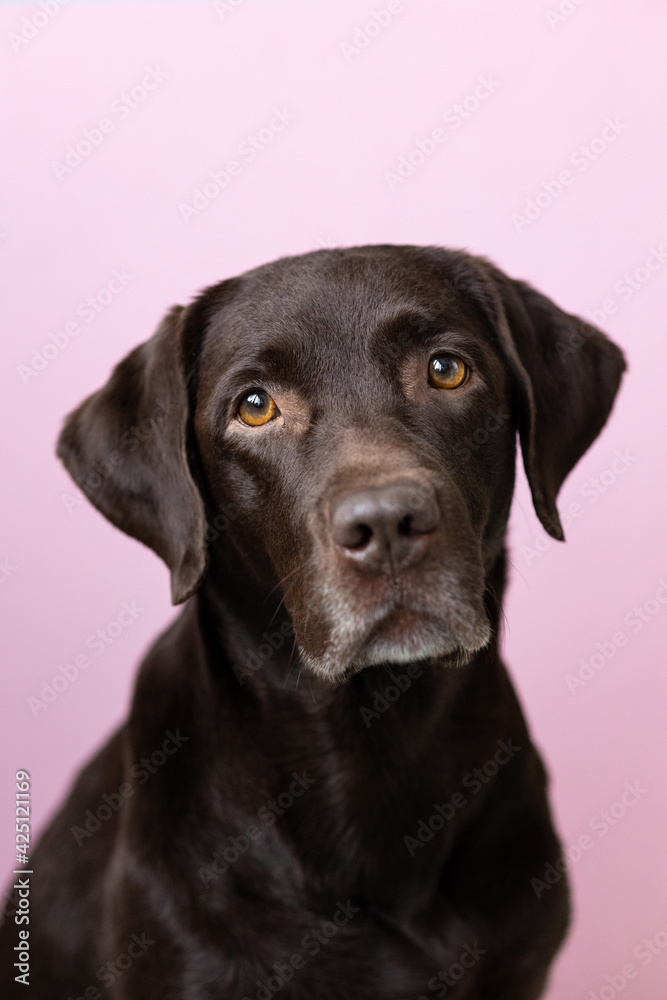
0,246 -> 625,999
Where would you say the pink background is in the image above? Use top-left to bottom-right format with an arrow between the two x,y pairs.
2,1 -> 667,995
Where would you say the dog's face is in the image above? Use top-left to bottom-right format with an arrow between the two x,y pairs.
193,249 -> 513,678
57,246 -> 625,682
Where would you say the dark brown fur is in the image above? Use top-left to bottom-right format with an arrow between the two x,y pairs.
0,246 -> 625,998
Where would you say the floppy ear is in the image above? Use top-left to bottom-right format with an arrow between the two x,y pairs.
57,304 -> 207,604
482,264 -> 626,540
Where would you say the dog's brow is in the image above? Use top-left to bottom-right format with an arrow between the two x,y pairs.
375,314 -> 491,371
223,364 -> 279,390
375,310 -> 438,342
218,344 -> 301,391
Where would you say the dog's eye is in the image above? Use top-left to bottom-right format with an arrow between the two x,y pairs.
428,353 -> 467,389
237,390 -> 278,426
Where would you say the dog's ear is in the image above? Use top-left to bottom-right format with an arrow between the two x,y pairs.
57,304 -> 207,604
482,263 -> 626,540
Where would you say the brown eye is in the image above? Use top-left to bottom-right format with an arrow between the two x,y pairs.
238,390 -> 278,426
429,353 -> 467,389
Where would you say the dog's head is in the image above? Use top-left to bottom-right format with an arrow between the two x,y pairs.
58,247 -> 625,681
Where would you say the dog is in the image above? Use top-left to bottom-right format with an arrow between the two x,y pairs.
1,245 -> 625,998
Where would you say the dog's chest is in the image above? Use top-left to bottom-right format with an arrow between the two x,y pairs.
270,717 -> 464,907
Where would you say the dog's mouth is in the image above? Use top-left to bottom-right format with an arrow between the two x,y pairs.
353,606 -> 464,667
297,594 -> 492,681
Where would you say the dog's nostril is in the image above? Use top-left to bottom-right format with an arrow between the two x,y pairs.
398,515 -> 411,535
348,523 -> 373,549
330,507 -> 375,550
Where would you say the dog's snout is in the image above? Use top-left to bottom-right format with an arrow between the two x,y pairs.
330,481 -> 440,573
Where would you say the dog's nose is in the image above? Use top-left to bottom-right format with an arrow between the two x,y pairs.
330,481 -> 440,573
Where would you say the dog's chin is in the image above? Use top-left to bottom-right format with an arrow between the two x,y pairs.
299,606 -> 492,683
352,612 -> 464,668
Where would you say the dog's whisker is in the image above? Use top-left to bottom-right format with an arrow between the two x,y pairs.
264,556 -> 316,603
265,559 -> 317,629
307,676 -> 319,706
282,661 -> 296,689
279,636 -> 301,692
507,555 -> 529,590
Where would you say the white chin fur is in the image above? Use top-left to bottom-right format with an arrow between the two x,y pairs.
299,615 -> 491,682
